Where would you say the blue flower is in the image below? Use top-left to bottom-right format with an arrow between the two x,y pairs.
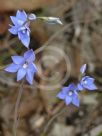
57,83 -> 80,107
77,76 -> 97,91
78,64 -> 97,91
5,49 -> 37,85
9,10 -> 36,48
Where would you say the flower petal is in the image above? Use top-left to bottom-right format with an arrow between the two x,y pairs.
83,76 -> 95,83
18,31 -> 30,48
67,83 -> 76,91
26,69 -> 34,84
84,83 -> 97,90
61,87 -> 69,94
9,26 -> 18,35
10,16 -> 18,25
57,91 -> 66,100
82,76 -> 97,90
17,68 -> 26,81
5,63 -> 20,73
12,56 -> 25,65
27,63 -> 37,74
24,49 -> 35,62
72,94 -> 80,107
16,10 -> 27,22
77,83 -> 84,91
65,96 -> 72,105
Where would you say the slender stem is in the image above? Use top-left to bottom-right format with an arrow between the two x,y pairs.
42,106 -> 67,136
13,80 -> 24,136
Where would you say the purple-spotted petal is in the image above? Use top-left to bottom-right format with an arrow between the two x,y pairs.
11,56 -> 25,65
26,69 -> 34,84
65,96 -> 72,105
80,64 -> 87,74
17,68 -> 26,81
24,49 -> 35,62
5,63 -> 20,73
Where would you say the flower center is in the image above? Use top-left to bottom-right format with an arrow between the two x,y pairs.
68,91 -> 73,96
83,80 -> 87,84
22,29 -> 26,34
18,20 -> 24,25
23,63 -> 28,69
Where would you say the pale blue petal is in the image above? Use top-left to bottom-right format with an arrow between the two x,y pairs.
32,64 -> 38,72
24,49 -> 35,62
61,87 -> 69,94
5,63 -> 20,73
18,31 -> 30,48
17,68 -> 26,81
21,36 -> 30,48
80,64 -> 87,74
18,30 -> 25,40
72,94 -> 80,107
16,10 -> 21,17
57,90 -> 67,100
26,69 -> 34,84
57,86 -> 72,100
65,96 -> 72,105
82,76 -> 97,90
11,56 -> 25,65
10,16 -> 18,25
83,76 -> 95,83
27,63 -> 37,74
84,83 -> 97,90
77,83 -> 84,91
16,10 -> 27,22
9,26 -> 18,35
68,83 -> 76,92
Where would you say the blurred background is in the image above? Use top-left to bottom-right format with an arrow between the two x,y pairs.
0,0 -> 102,136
